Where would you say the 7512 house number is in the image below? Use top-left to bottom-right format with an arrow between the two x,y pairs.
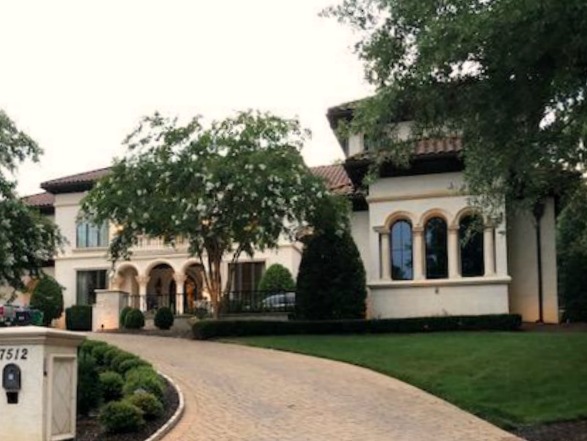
0,348 -> 28,361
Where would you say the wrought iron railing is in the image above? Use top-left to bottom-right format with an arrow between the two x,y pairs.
220,290 -> 296,314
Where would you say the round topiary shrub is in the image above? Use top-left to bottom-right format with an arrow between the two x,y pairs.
258,263 -> 296,294
100,371 -> 124,402
99,401 -> 145,434
119,306 -> 133,328
29,275 -> 64,326
77,352 -> 102,416
154,306 -> 174,330
124,309 -> 145,329
125,391 -> 164,420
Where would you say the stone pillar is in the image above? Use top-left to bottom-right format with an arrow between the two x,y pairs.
448,226 -> 460,278
136,275 -> 150,312
173,273 -> 186,315
413,227 -> 425,280
484,226 -> 496,276
92,289 -> 129,331
0,327 -> 85,441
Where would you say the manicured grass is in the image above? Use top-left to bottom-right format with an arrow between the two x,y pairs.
234,332 -> 587,429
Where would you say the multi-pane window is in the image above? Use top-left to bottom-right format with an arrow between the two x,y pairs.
425,217 -> 448,279
76,222 -> 109,248
230,262 -> 265,292
459,215 -> 485,277
76,270 -> 108,305
390,220 -> 413,280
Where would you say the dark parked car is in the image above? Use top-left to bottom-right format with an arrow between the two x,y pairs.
261,292 -> 295,311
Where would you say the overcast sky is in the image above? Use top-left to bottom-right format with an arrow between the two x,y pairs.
1,0 -> 371,196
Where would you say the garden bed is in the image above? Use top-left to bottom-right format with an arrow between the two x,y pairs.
76,375 -> 179,441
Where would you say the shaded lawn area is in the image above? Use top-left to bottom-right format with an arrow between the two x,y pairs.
233,332 -> 587,429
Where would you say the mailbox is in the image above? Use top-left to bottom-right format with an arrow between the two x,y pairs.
3,363 -> 21,404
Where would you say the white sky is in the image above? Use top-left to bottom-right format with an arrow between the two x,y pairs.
0,0 -> 372,196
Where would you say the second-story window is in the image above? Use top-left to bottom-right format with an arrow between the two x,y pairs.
76,222 -> 109,248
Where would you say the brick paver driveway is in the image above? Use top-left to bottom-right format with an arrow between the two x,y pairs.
93,333 -> 521,441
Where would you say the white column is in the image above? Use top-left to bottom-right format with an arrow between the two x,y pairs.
413,227 -> 425,280
448,226 -> 460,279
174,273 -> 186,315
484,226 -> 496,276
380,232 -> 391,280
136,275 -> 150,312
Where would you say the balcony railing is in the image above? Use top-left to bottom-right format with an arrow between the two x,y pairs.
133,236 -> 188,252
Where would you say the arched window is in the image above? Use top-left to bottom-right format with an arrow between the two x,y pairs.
459,215 -> 484,277
390,220 -> 413,280
425,217 -> 448,279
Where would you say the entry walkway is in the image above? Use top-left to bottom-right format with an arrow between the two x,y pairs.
93,333 -> 522,441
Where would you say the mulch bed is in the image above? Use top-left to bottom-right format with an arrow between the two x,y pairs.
76,376 -> 180,441
514,420 -> 587,441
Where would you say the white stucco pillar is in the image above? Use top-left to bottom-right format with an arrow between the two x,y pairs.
173,273 -> 186,315
380,232 -> 391,280
484,226 -> 496,276
448,226 -> 460,278
136,275 -> 150,312
413,227 -> 425,280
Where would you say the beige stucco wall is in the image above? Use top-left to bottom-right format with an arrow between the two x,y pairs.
369,279 -> 510,319
52,192 -> 304,308
363,171 -> 511,319
507,198 -> 559,323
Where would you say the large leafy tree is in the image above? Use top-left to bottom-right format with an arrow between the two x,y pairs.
325,1 -> 587,213
557,184 -> 587,322
81,111 -> 327,317
0,111 -> 62,298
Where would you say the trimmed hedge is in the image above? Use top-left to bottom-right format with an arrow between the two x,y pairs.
192,314 -> 522,340
66,305 -> 93,331
119,306 -> 133,328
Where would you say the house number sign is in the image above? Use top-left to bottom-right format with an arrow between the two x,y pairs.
0,348 -> 29,361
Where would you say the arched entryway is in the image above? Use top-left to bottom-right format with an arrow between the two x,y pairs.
183,263 -> 206,313
116,265 -> 140,308
147,263 -> 175,312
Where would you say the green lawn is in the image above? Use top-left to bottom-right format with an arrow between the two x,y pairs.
233,332 -> 587,429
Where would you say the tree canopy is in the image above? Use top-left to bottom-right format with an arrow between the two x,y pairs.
325,0 -> 587,213
81,111 -> 328,316
0,110 -> 62,297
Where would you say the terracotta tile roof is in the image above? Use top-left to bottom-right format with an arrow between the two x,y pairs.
414,136 -> 462,156
41,167 -> 111,191
311,164 -> 353,194
33,163 -> 353,203
22,192 -> 55,207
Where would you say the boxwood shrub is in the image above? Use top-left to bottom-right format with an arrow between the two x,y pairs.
125,391 -> 164,420
123,367 -> 165,399
99,401 -> 145,433
154,306 -> 174,330
125,309 -> 145,330
99,371 -> 124,401
66,305 -> 93,331
119,306 -> 133,329
192,314 -> 522,340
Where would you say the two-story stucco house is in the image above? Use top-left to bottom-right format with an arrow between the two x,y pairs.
18,102 -> 560,323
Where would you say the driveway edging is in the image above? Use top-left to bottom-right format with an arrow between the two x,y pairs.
144,372 -> 185,441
